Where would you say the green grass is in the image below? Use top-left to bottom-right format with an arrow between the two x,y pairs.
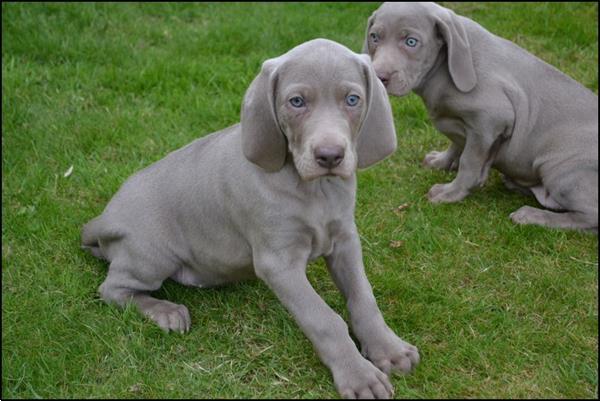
2,2 -> 597,398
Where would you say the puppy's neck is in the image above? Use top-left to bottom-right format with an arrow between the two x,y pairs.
413,46 -> 448,99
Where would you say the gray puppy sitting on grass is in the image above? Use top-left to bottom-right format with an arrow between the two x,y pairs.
82,39 -> 419,399
363,2 -> 598,232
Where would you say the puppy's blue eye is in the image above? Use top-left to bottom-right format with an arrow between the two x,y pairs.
405,37 -> 418,47
370,32 -> 379,43
346,94 -> 360,107
289,96 -> 305,108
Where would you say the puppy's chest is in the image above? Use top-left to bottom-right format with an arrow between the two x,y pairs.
308,220 -> 342,260
423,90 -> 467,134
274,176 -> 355,261
303,194 -> 352,261
433,117 -> 466,139
306,216 -> 345,261
427,103 -> 468,145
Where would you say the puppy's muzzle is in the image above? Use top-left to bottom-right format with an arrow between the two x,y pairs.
314,145 -> 345,169
377,72 -> 390,87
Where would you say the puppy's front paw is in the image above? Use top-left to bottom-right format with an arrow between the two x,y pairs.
361,329 -> 420,376
427,183 -> 468,203
333,356 -> 394,399
422,150 -> 457,171
143,300 -> 191,333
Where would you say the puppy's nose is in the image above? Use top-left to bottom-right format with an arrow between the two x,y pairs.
314,145 -> 345,169
377,73 -> 390,87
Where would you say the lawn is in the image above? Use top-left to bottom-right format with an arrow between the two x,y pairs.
2,2 -> 597,398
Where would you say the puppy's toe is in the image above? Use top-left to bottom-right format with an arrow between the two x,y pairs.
510,206 -> 543,225
146,301 -> 191,333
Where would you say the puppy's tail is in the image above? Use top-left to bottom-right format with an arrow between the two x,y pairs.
81,215 -> 120,261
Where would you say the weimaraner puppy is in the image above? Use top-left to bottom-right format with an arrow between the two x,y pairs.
363,2 -> 598,232
81,38 -> 419,399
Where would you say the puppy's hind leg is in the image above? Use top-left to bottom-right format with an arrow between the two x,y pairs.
510,165 -> 598,233
510,207 -> 596,232
99,255 -> 191,333
423,143 -> 461,171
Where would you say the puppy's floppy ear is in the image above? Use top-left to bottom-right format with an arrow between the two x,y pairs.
356,54 -> 397,169
241,58 -> 287,172
434,7 -> 477,93
361,11 -> 376,54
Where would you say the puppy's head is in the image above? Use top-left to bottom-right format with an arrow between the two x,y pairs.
242,39 -> 396,179
363,2 -> 476,96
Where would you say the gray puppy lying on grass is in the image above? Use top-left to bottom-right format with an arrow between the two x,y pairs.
82,39 -> 419,399
363,2 -> 598,232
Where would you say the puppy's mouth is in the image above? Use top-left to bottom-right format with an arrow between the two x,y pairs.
386,80 -> 411,97
299,166 -> 353,181
376,71 -> 411,97
324,168 -> 352,179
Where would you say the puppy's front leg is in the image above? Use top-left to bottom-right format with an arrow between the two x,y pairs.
254,249 -> 393,399
428,131 -> 501,203
326,225 -> 419,377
